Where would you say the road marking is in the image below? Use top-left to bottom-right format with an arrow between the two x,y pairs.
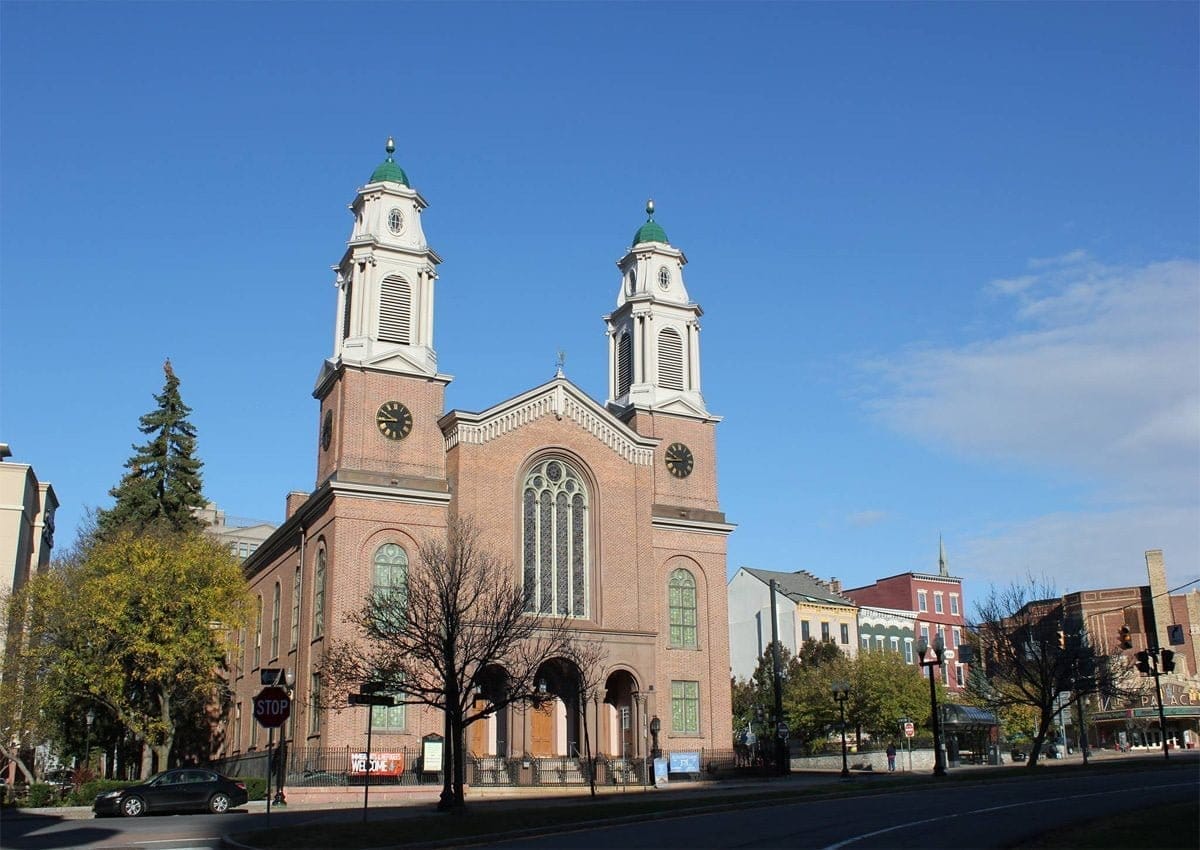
820,780 -> 1195,850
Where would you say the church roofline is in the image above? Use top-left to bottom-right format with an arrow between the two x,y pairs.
440,375 -> 659,463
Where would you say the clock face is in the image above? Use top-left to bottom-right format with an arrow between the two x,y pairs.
321,410 -> 333,451
376,401 -> 413,441
664,442 -> 694,478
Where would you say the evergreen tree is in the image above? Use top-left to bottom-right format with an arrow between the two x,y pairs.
97,359 -> 206,538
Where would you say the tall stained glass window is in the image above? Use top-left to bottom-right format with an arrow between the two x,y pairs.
522,459 -> 589,617
373,543 -> 408,606
668,569 -> 698,648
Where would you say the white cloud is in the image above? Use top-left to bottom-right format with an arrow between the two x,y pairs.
866,255 -> 1200,501
862,253 -> 1200,590
847,510 -> 888,528
957,505 -> 1200,597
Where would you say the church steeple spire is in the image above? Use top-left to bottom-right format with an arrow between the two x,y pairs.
328,137 -> 443,379
938,534 -> 949,577
604,200 -> 710,420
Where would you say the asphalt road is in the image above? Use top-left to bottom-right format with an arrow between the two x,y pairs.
3,761 -> 1195,850
480,763 -> 1199,849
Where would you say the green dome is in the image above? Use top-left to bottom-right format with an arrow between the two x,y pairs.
368,136 -> 410,186
632,199 -> 668,245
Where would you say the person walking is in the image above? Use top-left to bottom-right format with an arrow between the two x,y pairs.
886,743 -> 897,772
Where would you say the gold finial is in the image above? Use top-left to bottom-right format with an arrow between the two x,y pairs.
646,198 -> 655,218
385,136 -> 396,156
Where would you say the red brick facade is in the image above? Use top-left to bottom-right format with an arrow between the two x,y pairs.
222,175 -> 733,764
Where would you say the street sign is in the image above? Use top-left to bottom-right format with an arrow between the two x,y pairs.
776,721 -> 789,738
903,721 -> 915,738
253,686 -> 291,728
349,693 -> 397,707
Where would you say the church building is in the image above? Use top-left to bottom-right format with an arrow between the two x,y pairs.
225,140 -> 734,768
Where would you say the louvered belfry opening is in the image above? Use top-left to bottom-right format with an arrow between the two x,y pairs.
379,275 -> 412,344
657,327 -> 685,390
342,281 -> 353,341
617,332 -> 633,397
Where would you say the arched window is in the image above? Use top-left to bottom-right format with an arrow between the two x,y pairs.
290,566 -> 300,651
616,331 -> 633,397
313,546 -> 327,639
253,596 -> 263,667
270,582 -> 281,658
658,327 -> 685,390
668,568 -> 698,648
522,459 -> 589,618
379,275 -> 412,344
373,543 -> 408,607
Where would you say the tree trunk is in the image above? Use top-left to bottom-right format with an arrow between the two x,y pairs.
0,744 -> 34,784
581,695 -> 596,797
154,687 -> 174,770
438,706 -> 453,810
452,706 -> 467,807
139,737 -> 153,778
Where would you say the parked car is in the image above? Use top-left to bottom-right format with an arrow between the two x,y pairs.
93,768 -> 247,817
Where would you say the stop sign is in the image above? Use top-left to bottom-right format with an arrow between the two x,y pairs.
253,686 -> 291,728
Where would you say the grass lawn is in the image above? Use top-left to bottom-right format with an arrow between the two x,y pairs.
1015,800 -> 1199,849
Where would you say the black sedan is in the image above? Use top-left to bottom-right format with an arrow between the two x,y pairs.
93,768 -> 248,817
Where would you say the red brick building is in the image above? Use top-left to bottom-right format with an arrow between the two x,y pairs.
843,542 -> 969,694
222,142 -> 733,769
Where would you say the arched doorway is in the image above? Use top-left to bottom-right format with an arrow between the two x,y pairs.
603,670 -> 640,758
468,665 -> 510,757
529,658 -> 582,757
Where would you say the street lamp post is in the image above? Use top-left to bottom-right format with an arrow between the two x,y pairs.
831,680 -> 851,779
84,708 -> 96,772
917,635 -> 947,777
273,669 -> 295,805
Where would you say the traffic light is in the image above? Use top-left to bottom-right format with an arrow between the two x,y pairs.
1134,650 -> 1151,675
1161,649 -> 1175,673
1118,625 -> 1132,650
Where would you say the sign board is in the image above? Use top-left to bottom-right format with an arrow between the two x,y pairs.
253,686 -> 291,728
422,738 -> 444,773
260,668 -> 284,686
776,721 -> 789,739
668,751 -> 700,773
1168,624 -> 1186,646
653,757 -> 669,787
903,721 -> 915,738
350,752 -> 405,777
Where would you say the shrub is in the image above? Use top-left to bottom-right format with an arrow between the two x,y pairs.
26,783 -> 57,808
243,777 -> 267,801
67,779 -> 137,807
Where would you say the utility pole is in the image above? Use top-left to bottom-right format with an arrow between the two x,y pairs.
768,580 -> 787,775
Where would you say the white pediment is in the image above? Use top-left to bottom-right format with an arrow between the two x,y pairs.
441,377 -> 658,465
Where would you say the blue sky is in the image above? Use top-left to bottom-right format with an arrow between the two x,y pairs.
2,2 -> 1197,600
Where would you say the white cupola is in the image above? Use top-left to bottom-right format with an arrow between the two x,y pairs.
604,200 -> 708,419
331,137 -> 443,378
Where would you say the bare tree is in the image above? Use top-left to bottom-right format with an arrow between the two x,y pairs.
562,637 -> 609,797
321,517 -> 572,811
967,578 -> 1136,767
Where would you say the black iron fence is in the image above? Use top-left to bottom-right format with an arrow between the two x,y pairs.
214,746 -> 783,789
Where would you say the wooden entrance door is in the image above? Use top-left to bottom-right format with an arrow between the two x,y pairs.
468,699 -> 489,755
531,701 -> 555,755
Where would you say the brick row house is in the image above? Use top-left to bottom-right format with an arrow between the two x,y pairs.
221,142 -> 734,770
842,541 -> 969,695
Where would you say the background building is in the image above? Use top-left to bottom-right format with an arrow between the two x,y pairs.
857,605 -> 918,665
843,541 -> 969,694
727,567 -> 858,681
224,143 -> 734,768
0,443 -> 57,666
197,502 -> 276,561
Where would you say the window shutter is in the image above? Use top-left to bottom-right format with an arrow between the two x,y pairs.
658,328 -> 684,390
617,332 -> 633,396
379,276 -> 412,344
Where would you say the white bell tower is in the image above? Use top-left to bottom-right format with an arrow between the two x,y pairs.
605,201 -> 708,419
331,137 -> 443,378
